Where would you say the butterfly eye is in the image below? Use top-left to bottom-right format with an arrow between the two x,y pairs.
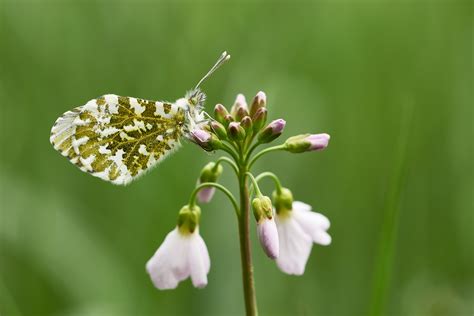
189,97 -> 198,106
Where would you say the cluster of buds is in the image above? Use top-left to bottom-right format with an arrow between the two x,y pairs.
191,91 -> 287,151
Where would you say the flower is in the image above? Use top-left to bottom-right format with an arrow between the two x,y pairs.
274,201 -> 331,275
257,217 -> 279,259
146,205 -> 210,290
146,227 -> 211,290
284,133 -> 330,153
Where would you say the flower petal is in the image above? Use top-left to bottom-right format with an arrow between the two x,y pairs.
146,228 -> 189,290
275,215 -> 312,275
293,201 -> 330,230
189,232 -> 211,288
293,207 -> 331,245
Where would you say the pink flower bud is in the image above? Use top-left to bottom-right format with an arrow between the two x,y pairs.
306,133 -> 330,151
257,217 -> 279,259
250,91 -> 267,117
228,122 -> 246,141
192,129 -> 211,144
284,133 -> 330,153
257,119 -> 286,143
191,129 -> 221,151
197,187 -> 216,203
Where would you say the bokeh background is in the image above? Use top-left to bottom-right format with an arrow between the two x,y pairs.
0,1 -> 472,315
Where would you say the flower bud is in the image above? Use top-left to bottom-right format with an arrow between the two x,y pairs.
272,187 -> 294,216
228,122 -> 246,141
223,114 -> 234,127
197,162 -> 223,203
252,195 -> 273,221
214,104 -> 229,124
177,204 -> 201,234
257,119 -> 286,144
191,129 -> 222,151
240,116 -> 253,135
250,91 -> 266,118
284,133 -> 330,153
231,94 -> 248,118
257,217 -> 279,259
235,106 -> 249,122
252,107 -> 268,133
210,121 -> 227,140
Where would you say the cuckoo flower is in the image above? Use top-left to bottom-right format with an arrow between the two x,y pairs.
146,205 -> 210,289
273,189 -> 331,275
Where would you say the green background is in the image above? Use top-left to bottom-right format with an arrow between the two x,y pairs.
0,1 -> 472,315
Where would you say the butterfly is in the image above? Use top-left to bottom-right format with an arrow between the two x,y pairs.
50,52 -> 230,185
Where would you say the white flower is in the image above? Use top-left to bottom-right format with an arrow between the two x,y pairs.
146,227 -> 210,290
257,217 -> 279,259
275,201 -> 331,275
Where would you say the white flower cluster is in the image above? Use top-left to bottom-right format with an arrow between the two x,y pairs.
146,200 -> 330,289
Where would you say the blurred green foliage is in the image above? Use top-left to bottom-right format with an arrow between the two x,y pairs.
0,1 -> 472,315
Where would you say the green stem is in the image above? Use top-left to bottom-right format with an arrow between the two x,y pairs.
255,172 -> 283,194
189,182 -> 239,216
214,156 -> 239,175
245,172 -> 262,196
220,142 -> 240,162
238,167 -> 258,316
248,145 -> 285,169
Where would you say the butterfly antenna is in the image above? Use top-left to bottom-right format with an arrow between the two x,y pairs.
194,51 -> 231,90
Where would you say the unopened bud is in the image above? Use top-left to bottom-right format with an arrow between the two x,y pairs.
197,162 -> 224,203
231,94 -> 248,118
241,116 -> 253,135
257,119 -> 286,143
284,133 -> 330,153
252,107 -> 268,132
252,196 -> 273,221
177,204 -> 201,234
210,121 -> 227,139
235,106 -> 249,122
250,91 -> 267,118
228,122 -> 246,141
272,187 -> 294,216
257,217 -> 279,259
191,129 -> 221,151
214,104 -> 229,124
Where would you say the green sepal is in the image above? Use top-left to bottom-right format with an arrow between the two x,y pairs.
252,196 -> 273,222
272,187 -> 294,216
177,204 -> 201,234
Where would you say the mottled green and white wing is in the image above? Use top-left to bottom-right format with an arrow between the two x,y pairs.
50,94 -> 186,185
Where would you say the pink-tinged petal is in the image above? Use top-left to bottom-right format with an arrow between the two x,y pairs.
191,129 -> 211,143
275,215 -> 312,275
235,93 -> 248,110
257,217 -> 280,259
197,187 -> 216,203
292,203 -> 331,245
188,232 -> 211,288
146,227 -> 211,290
306,133 -> 330,151
146,228 -> 189,290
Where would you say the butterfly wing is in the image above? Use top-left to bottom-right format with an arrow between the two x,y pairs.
50,94 -> 186,185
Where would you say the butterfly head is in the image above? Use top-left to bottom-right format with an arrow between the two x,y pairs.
186,88 -> 206,110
